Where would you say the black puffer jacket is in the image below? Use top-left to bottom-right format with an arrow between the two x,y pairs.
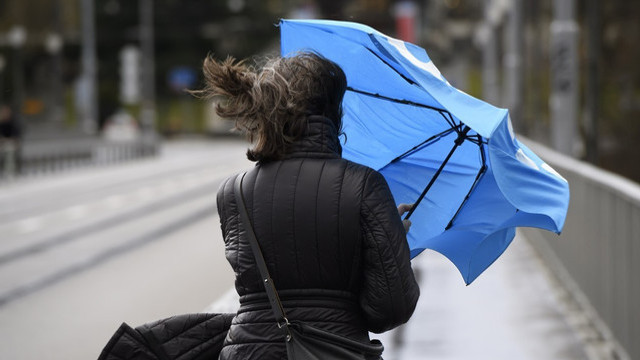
216,115 -> 420,360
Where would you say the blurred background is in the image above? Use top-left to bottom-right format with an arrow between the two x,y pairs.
0,0 -> 638,359
0,0 -> 638,180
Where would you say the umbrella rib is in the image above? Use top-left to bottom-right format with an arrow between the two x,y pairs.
347,85 -> 485,225
346,86 -> 462,150
388,127 -> 456,165
346,87 -> 447,113
365,48 -> 416,85
446,138 -> 488,230
404,126 -> 472,220
465,135 -> 488,146
438,111 -> 457,130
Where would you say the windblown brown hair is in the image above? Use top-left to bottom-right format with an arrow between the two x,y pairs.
195,52 -> 347,162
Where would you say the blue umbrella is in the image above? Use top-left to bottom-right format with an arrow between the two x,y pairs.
280,19 -> 570,284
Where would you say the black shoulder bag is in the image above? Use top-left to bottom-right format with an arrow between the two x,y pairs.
233,173 -> 384,360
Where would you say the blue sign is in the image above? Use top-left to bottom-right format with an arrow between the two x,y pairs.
168,66 -> 197,93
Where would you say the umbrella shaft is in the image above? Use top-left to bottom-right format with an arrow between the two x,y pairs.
404,126 -> 471,221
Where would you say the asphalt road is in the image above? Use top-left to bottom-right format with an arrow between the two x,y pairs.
0,138 -> 251,360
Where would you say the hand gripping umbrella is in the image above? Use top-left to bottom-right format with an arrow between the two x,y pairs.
280,19 -> 570,284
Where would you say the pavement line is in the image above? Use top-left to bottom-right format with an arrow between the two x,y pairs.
0,176 -> 226,267
104,195 -> 125,209
0,157 -> 236,224
64,205 -> 88,220
0,204 -> 219,307
135,187 -> 154,200
17,217 -> 43,234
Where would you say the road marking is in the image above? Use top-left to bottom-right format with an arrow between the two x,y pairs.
181,173 -> 200,188
105,195 -> 125,209
135,187 -> 154,200
159,180 -> 178,194
17,217 -> 43,234
0,202 -> 219,307
65,205 -> 88,220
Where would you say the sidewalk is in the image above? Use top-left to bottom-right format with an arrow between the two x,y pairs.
376,231 -> 588,360
207,231 -> 589,359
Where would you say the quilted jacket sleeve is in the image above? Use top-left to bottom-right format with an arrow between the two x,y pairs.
216,175 -> 234,237
359,169 -> 420,333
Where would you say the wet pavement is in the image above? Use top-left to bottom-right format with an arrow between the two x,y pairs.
376,232 -> 588,360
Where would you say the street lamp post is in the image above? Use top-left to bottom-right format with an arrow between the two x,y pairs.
503,0 -> 523,132
8,26 -> 26,133
46,33 -> 64,124
585,0 -> 600,163
80,0 -> 98,135
139,0 -> 157,147
550,0 -> 579,156
0,55 -> 6,107
481,0 -> 503,106
7,26 -> 27,176
47,0 -> 65,125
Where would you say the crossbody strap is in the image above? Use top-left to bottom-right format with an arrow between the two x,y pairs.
233,173 -> 292,335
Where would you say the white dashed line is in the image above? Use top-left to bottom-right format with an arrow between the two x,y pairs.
135,187 -> 155,200
17,217 -> 43,234
105,195 -> 125,209
64,205 -> 88,220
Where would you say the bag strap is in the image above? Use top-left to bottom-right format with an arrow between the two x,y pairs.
233,173 -> 292,337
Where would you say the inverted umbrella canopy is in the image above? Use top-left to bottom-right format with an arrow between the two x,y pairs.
280,19 -> 570,284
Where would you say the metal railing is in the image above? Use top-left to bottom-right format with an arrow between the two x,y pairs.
522,139 -> 639,360
0,137 -> 158,180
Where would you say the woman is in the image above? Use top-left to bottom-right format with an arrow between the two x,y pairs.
206,52 -> 420,359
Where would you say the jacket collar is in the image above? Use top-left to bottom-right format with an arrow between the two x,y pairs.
283,115 -> 342,159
